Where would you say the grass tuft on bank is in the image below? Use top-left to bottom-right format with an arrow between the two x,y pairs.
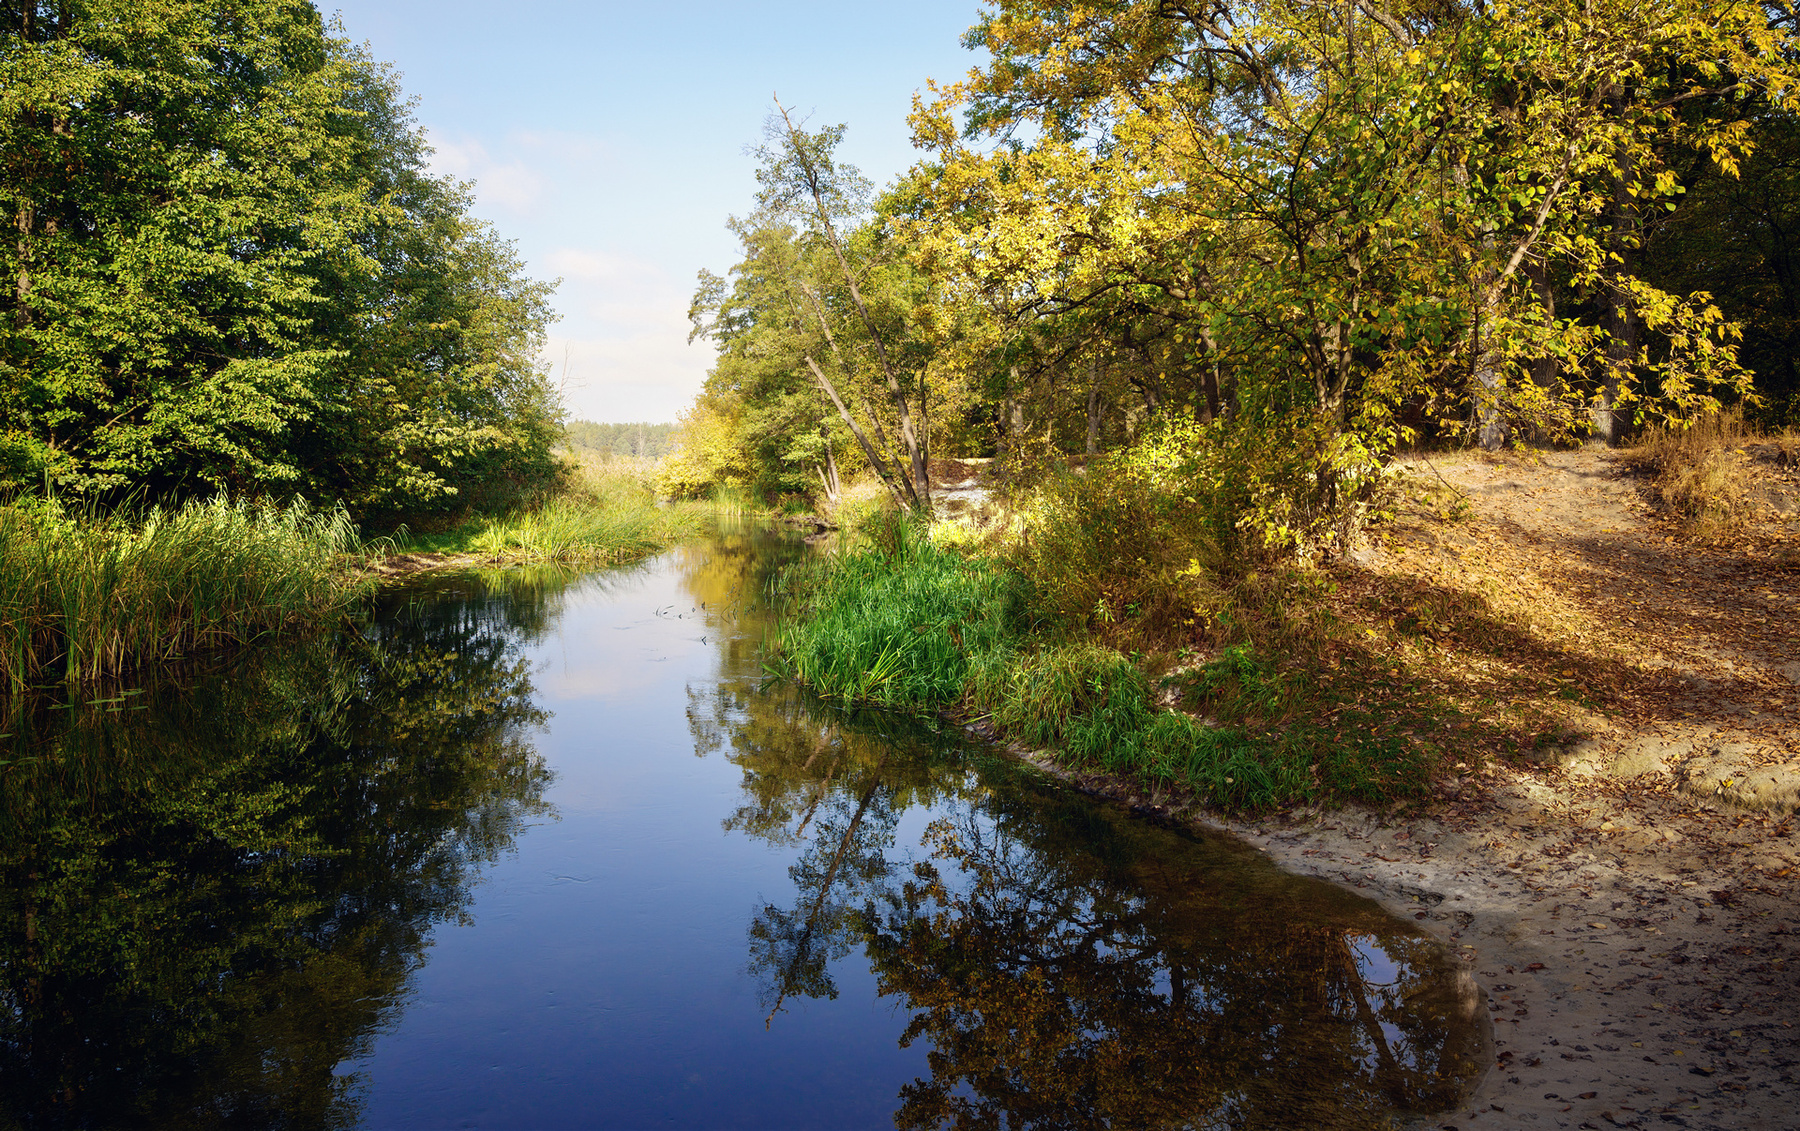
0,497 -> 371,690
1625,408 -> 1800,538
771,512 -> 1014,705
770,514 -> 1435,813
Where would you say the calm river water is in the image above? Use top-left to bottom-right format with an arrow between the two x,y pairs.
0,524 -> 1484,1129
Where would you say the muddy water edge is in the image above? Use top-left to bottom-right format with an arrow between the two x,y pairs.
0,522 -> 1487,1129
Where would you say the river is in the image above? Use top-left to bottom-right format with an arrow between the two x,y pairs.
0,523 -> 1484,1129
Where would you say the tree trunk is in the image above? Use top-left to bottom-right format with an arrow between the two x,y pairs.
1005,365 -> 1024,455
1594,281 -> 1634,444
1086,358 -> 1102,457
1200,330 -> 1222,423
776,100 -> 929,509
1473,337 -> 1508,449
1594,104 -> 1638,446
823,431 -> 841,500
13,201 -> 30,330
807,356 -> 908,510
1529,259 -> 1558,394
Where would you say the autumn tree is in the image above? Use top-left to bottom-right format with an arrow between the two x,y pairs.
905,0 -> 1789,467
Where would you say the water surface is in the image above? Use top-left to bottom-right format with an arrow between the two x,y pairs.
0,525 -> 1484,1129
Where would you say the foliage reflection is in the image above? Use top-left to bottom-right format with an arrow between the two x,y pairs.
0,572 -> 556,1131
686,537 -> 1483,1129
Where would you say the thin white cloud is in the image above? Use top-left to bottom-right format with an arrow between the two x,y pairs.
509,129 -> 617,165
541,247 -> 650,285
537,246 -> 710,423
427,135 -> 545,212
546,317 -> 715,424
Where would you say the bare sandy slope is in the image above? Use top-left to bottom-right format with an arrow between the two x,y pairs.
1267,447 -> 1800,1129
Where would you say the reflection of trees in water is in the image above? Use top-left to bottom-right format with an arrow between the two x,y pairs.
699,682 -> 953,1026
700,673 -> 1482,1130
862,786 -> 1482,1130
675,520 -> 813,690
0,574 -> 556,1130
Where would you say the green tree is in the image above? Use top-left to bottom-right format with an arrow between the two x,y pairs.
680,110 -> 976,509
758,101 -> 933,508
0,1 -> 560,511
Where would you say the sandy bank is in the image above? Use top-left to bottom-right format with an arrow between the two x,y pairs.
995,738 -> 1800,1129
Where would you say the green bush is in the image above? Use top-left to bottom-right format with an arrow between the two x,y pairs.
1007,413 -> 1389,640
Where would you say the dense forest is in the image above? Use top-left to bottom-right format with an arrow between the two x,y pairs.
673,0 -> 1800,558
1,0 -> 561,517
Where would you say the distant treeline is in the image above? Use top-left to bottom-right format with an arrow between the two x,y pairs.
564,421 -> 676,460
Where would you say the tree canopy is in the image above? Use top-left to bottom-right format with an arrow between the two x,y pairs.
0,0 -> 561,513
676,0 -> 1800,540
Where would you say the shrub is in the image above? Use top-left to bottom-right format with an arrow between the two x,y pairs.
1628,409 -> 1757,536
1006,414 -> 1389,641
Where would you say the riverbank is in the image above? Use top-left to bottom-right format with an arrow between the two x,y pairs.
0,498 -> 367,690
365,455 -> 709,573
993,727 -> 1800,1130
977,444 -> 1800,1129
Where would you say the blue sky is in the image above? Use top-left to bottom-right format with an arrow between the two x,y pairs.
326,2 -> 986,423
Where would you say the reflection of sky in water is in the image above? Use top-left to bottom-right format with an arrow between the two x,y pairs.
337,534 -> 1482,1129
1351,932 -> 1404,987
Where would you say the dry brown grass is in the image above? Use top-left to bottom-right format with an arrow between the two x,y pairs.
1773,426 -> 1800,469
1625,410 -> 1758,537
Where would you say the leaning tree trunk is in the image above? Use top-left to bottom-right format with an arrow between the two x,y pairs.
776,99 -> 929,510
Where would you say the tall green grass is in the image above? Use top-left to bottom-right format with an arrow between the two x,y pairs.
402,455 -> 708,564
773,515 -> 1431,812
0,498 -> 369,690
771,515 -> 1015,707
464,495 -> 687,563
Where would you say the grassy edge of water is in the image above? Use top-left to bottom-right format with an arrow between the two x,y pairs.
386,495 -> 710,568
0,498 -> 376,691
0,486 -> 717,690
374,456 -> 723,569
767,518 -> 1440,815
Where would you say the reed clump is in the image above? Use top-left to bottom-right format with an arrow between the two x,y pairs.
465,495 -> 683,563
771,512 -> 1016,707
0,497 -> 369,690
